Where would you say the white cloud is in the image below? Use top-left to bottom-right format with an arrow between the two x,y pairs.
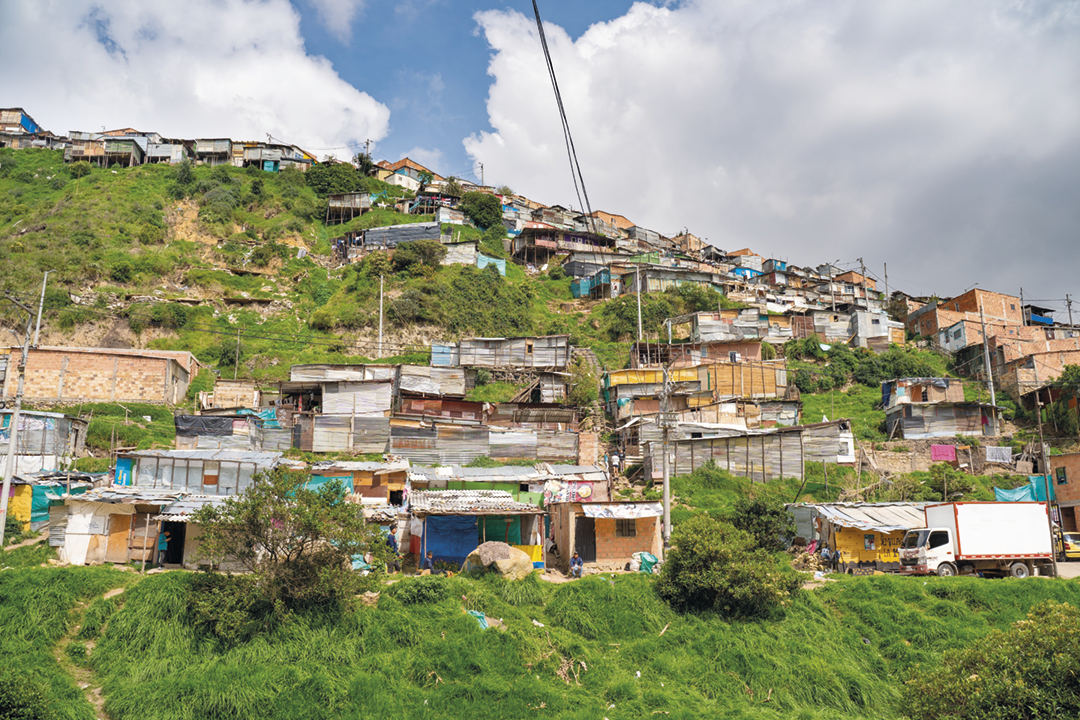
307,0 -> 366,43
0,0 -> 389,153
401,146 -> 445,174
466,1 -> 1080,299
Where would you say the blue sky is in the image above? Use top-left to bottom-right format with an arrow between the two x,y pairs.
293,1 -> 648,180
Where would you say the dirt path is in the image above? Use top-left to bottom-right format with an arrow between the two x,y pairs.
53,588 -> 126,720
3,530 -> 48,552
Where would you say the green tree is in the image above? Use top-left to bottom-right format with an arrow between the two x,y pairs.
927,462 -> 973,501
192,468 -> 386,611
69,161 -> 93,179
443,176 -> 464,197
729,497 -> 795,552
566,356 -> 598,407
352,152 -> 376,176
305,162 -> 362,197
392,239 -> 446,273
907,601 -> 1080,720
461,191 -> 503,229
655,514 -> 800,617
496,185 -> 514,196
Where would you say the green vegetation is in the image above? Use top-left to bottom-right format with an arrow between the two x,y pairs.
802,384 -> 886,439
464,381 -> 520,403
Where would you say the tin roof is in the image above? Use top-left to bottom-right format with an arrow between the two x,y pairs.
125,449 -> 283,466
410,490 -> 545,516
790,502 -> 928,532
76,487 -> 184,504
154,495 -> 230,521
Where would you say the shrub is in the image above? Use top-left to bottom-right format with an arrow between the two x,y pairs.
392,239 -> 446,273
547,264 -> 565,281
655,514 -> 799,617
460,191 -> 503,229
109,260 -> 133,283
69,161 -> 93,179
388,576 -> 451,605
566,356 -> 598,407
729,497 -> 795,552
906,601 -> 1080,719
0,669 -> 53,720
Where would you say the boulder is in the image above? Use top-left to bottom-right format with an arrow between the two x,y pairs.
463,541 -> 535,580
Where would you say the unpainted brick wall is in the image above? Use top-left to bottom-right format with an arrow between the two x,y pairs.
7,350 -> 171,403
594,516 -> 657,561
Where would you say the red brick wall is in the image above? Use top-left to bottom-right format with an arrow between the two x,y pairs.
594,517 -> 658,561
1050,454 -> 1080,520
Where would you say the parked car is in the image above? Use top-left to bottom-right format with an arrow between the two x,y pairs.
1062,532 -> 1080,560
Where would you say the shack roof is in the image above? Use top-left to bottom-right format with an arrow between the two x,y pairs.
124,449 -> 282,466
410,490 -> 545,516
154,495 -> 230,521
312,459 -> 410,473
75,487 -> 184,505
790,502 -> 928,533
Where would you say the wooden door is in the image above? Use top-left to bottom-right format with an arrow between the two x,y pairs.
105,514 -> 132,564
575,516 -> 596,562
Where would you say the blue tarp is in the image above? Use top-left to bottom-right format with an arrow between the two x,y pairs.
306,475 -> 354,493
424,515 -> 479,567
994,476 -> 1056,502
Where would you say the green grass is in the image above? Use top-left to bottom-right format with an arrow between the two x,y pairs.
41,402 -> 178,451
465,381 -> 521,403
801,385 -> 885,440
0,550 -> 132,720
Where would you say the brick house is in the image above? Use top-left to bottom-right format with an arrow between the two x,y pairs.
548,501 -> 663,572
0,346 -> 200,405
906,288 -> 1023,343
1049,453 -> 1080,532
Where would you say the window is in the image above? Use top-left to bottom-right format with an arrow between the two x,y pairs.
729,351 -> 740,362
953,329 -> 962,340
525,340 -> 534,355
921,388 -> 929,402
863,534 -> 876,550
1011,304 -> 1016,310
1057,467 -> 1068,485
928,531 -> 950,549
616,519 -> 637,537
872,319 -> 880,325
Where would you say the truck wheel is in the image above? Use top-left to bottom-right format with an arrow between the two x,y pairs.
1009,562 -> 1030,579
936,563 -> 957,577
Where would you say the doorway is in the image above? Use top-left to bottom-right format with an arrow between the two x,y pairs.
575,516 -> 596,562
162,521 -> 187,565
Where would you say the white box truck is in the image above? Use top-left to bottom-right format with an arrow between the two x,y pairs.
899,502 -> 1055,578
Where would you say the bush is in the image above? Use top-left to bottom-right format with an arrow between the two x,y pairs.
388,576 -> 451,605
392,239 -> 446,273
906,601 -> 1080,719
567,356 -> 598,407
655,514 -> 799,617
69,161 -> 92,179
0,669 -> 53,720
460,191 -> 503,229
729,497 -> 795,552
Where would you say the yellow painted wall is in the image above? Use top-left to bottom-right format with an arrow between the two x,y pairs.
10,485 -> 33,531
833,527 -> 906,566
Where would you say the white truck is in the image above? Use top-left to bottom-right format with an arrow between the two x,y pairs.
899,502 -> 1055,578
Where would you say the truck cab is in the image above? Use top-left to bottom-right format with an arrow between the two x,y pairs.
899,528 -> 956,576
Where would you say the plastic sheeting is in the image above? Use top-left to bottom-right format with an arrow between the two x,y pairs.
581,502 -> 662,519
985,445 -> 1013,464
479,515 -> 521,545
424,515 -> 479,566
174,416 -> 233,437
994,477 -> 1056,502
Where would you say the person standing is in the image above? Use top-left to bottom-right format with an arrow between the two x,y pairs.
157,530 -> 171,568
386,530 -> 401,573
611,452 -> 621,477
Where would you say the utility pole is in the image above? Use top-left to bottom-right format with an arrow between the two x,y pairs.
233,328 -> 241,380
1020,287 -> 1025,325
1068,294 -> 1074,327
883,263 -> 889,301
33,270 -> 51,347
378,275 -> 384,359
858,257 -> 866,306
1033,389 -> 1059,577
0,295 -> 34,548
479,162 -> 484,187
979,306 -> 998,435
636,267 -> 643,342
364,139 -> 371,157
659,366 -> 673,550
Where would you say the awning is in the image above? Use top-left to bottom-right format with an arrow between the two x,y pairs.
581,502 -> 662,519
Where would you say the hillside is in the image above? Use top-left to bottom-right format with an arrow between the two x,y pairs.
0,148 -> 729,380
2,468 -> 1079,720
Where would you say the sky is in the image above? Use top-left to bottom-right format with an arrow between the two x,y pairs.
2,1 -> 1080,312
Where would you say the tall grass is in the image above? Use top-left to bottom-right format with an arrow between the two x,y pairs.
0,557 -> 131,720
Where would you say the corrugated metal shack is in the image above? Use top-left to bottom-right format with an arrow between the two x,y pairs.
410,490 -> 546,567
398,365 -> 466,397
651,420 -> 856,483
151,495 -> 232,568
173,415 -> 263,451
455,336 -> 571,371
0,410 -> 88,474
58,487 -> 182,566
788,502 -> 928,573
309,459 -> 410,503
115,449 -> 283,495
881,377 -> 994,439
364,221 -> 442,248
442,241 -> 479,266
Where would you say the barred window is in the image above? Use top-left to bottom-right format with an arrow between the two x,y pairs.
616,519 -> 637,537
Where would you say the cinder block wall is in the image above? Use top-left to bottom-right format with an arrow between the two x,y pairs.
8,350 -> 170,403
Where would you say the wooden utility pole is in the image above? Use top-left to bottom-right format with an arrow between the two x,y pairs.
883,263 -> 889,301
979,306 -> 998,435
1067,294 -> 1074,327
0,295 -> 34,548
1033,389 -> 1060,577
